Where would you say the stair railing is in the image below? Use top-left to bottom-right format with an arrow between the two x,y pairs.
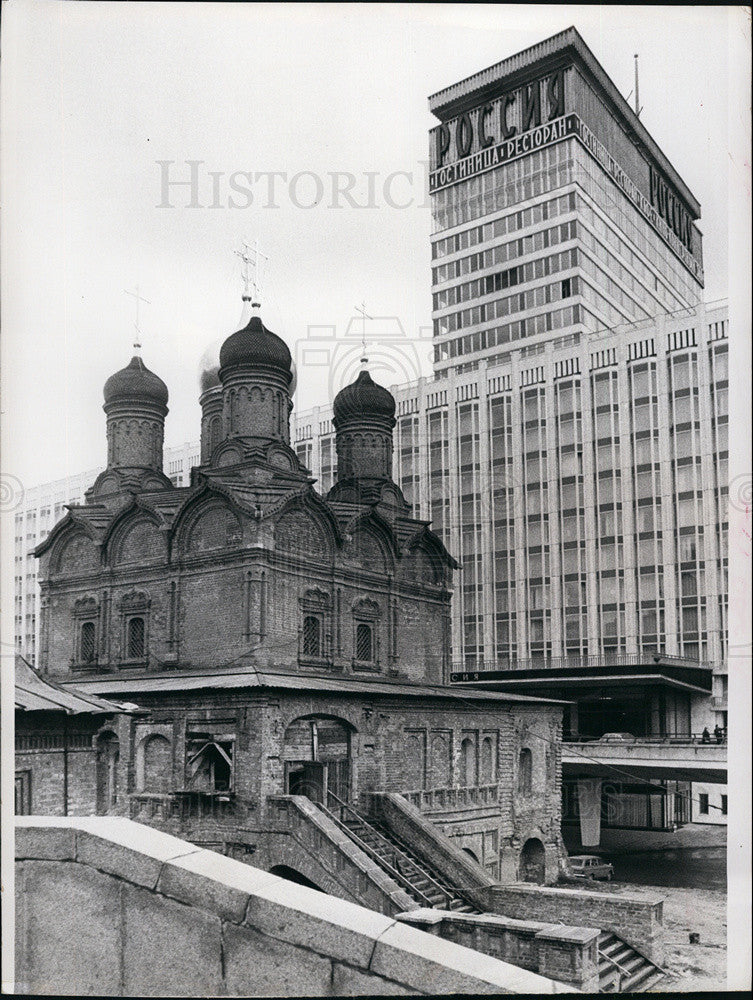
321,790 -> 454,909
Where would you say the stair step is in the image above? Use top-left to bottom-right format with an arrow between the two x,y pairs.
622,963 -> 660,993
637,970 -> 666,992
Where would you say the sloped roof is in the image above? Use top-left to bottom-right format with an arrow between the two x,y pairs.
61,665 -> 570,705
15,655 -> 140,715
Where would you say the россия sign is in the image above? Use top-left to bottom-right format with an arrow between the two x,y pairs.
429,113 -> 703,284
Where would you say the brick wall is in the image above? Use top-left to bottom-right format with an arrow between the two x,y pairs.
100,688 -> 564,884
398,909 -> 600,992
487,884 -> 665,964
15,817 -> 575,996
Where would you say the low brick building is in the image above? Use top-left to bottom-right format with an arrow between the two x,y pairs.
31,294 -> 568,885
14,654 -> 136,817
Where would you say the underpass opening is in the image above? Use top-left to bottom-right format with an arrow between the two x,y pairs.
268,865 -> 325,892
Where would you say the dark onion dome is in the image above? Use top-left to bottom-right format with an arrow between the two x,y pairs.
333,369 -> 396,424
103,356 -> 168,408
219,314 -> 293,380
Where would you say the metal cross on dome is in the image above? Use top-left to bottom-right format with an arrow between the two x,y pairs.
235,239 -> 269,303
124,285 -> 150,355
355,300 -> 372,368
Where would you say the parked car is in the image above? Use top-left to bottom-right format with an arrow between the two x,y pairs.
568,855 -> 614,881
598,732 -> 636,742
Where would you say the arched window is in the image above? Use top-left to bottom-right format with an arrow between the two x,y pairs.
355,623 -> 373,663
302,615 -> 321,658
127,617 -> 145,659
518,748 -> 533,795
80,622 -> 96,663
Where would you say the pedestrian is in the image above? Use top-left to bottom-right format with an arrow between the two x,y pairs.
701,727 -> 711,743
714,724 -> 724,744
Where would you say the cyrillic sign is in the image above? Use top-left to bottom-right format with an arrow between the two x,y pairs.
429,113 -> 703,284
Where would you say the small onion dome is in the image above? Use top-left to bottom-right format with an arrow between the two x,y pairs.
333,369 -> 396,424
103,356 -> 168,408
219,314 -> 292,380
199,340 -> 221,393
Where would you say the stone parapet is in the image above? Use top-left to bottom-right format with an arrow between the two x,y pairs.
14,816 -> 576,996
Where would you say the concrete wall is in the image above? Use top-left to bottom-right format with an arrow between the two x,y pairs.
14,817 -> 576,997
397,909 -> 600,993
487,884 -> 664,965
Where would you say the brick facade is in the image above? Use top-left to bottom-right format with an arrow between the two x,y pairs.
29,302 -> 566,885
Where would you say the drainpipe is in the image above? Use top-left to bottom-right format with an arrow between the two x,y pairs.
62,713 -> 69,816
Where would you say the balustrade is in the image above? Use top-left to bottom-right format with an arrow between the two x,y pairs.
401,784 -> 499,813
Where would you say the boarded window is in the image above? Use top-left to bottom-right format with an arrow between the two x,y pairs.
186,734 -> 234,792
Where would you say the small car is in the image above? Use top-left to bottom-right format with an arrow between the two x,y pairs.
568,855 -> 614,881
598,732 -> 636,742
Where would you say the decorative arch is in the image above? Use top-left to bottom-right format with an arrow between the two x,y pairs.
518,747 -> 533,795
185,501 -> 242,553
110,515 -> 166,566
429,733 -> 451,789
51,528 -> 100,576
275,507 -> 331,560
138,733 -> 172,793
480,736 -> 496,784
399,543 -> 441,585
344,527 -> 391,575
460,736 -> 477,787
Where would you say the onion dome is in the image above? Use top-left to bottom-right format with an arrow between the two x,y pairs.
219,314 -> 292,380
333,370 -> 395,424
103,356 -> 168,408
199,340 -> 221,393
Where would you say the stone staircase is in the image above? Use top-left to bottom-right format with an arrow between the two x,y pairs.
318,793 -> 478,913
597,931 -> 666,993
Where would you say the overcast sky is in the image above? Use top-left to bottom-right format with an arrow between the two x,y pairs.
1,2 -> 747,488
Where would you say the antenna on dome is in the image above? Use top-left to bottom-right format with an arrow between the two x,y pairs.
124,285 -> 150,356
355,301 -> 372,369
235,239 -> 268,313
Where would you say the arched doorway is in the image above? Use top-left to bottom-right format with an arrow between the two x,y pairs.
269,865 -> 324,893
521,837 -> 546,884
461,847 -> 480,865
283,715 -> 353,806
96,732 -> 119,814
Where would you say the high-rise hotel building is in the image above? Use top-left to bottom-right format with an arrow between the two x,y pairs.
295,30 -> 728,764
428,27 -> 703,376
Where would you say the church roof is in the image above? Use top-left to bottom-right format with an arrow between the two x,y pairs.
333,369 -> 396,424
219,314 -> 293,379
103,356 -> 169,408
61,667 -> 570,705
15,655 -> 140,715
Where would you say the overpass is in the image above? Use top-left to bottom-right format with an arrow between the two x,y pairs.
562,737 -> 727,784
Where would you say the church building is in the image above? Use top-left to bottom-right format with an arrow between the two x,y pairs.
33,287 -> 567,890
